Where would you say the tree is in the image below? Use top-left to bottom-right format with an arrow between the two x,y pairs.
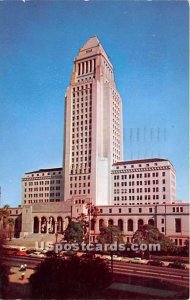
7,218 -> 14,241
0,205 -> 10,229
132,224 -> 176,257
64,220 -> 87,243
0,228 -> 9,298
86,203 -> 100,242
96,225 -> 124,245
29,256 -> 112,298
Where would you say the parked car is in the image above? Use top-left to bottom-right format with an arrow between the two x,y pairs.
81,253 -> 95,260
107,255 -> 123,261
26,249 -> 36,255
147,259 -> 164,267
44,250 -> 57,258
63,251 -> 77,258
168,261 -> 187,269
29,251 -> 45,258
130,257 -> 145,264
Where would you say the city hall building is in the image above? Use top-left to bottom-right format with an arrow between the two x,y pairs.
10,37 -> 189,246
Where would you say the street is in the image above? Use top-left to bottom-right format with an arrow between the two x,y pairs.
2,255 -> 189,288
109,260 -> 189,288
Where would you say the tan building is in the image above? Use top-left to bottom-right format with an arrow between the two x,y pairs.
72,201 -> 189,247
63,36 -> 123,206
18,200 -> 189,247
22,168 -> 64,205
111,158 -> 176,206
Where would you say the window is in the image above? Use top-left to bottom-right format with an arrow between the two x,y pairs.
175,218 -> 181,233
149,208 -> 152,213
161,218 -> 164,224
109,209 -> 112,213
127,219 -> 133,231
161,227 -> 164,233
139,208 -> 142,213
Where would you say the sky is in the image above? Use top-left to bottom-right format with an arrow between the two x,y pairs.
0,0 -> 189,207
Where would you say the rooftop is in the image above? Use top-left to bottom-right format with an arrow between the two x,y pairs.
25,167 -> 62,175
113,158 -> 170,166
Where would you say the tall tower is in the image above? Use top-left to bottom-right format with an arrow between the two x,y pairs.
63,36 -> 123,205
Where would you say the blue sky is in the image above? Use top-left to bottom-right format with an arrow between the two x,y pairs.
0,0 -> 189,206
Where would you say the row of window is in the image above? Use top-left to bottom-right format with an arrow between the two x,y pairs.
25,186 -> 61,192
99,206 -> 184,214
72,113 -> 92,121
173,207 -> 184,213
70,189 -> 90,195
114,187 -> 166,193
73,84 -> 92,92
114,179 -> 165,186
70,169 -> 91,175
115,202 -> 164,205
72,119 -> 92,127
70,182 -> 90,188
25,192 -> 60,198
116,162 -> 164,169
114,194 -> 166,200
114,172 -> 166,180
70,175 -> 91,181
25,199 -> 60,204
25,180 -> 61,186
72,126 -> 92,133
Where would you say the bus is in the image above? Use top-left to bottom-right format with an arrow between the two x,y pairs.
1,245 -> 27,256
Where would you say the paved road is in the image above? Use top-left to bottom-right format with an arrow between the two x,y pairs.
2,255 -> 189,288
2,255 -> 43,269
109,261 -> 189,288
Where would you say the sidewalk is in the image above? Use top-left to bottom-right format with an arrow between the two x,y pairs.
8,266 -> 34,284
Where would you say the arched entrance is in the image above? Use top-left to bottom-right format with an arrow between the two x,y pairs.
148,219 -> 155,226
33,217 -> 39,233
118,219 -> 123,231
99,219 -> 104,230
57,217 -> 63,234
41,217 -> 47,233
127,219 -> 133,231
48,216 -> 55,234
108,219 -> 114,226
138,219 -> 144,230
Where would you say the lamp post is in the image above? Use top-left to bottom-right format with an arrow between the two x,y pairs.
55,232 -> 58,244
88,201 -> 92,244
109,229 -> 113,275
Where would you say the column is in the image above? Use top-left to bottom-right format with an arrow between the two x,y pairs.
92,59 -> 94,73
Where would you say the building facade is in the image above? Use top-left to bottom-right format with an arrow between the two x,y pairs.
111,158 -> 176,206
63,36 -> 123,206
17,200 -> 189,247
73,202 -> 189,247
22,168 -> 64,205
